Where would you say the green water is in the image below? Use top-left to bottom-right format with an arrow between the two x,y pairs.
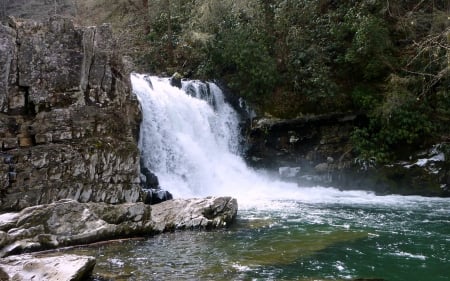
75,195 -> 449,281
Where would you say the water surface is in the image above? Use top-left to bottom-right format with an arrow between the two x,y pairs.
73,194 -> 449,281
108,74 -> 450,280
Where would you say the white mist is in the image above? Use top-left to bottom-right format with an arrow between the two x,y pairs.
131,74 -> 429,209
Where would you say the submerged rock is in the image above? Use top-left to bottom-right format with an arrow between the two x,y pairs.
0,197 -> 237,257
0,253 -> 95,281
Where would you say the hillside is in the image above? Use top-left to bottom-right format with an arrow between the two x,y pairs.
2,0 -> 449,166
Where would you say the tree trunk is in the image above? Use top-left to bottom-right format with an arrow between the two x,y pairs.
142,0 -> 150,35
165,0 -> 174,65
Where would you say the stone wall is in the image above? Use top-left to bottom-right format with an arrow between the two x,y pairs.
0,17 -> 142,211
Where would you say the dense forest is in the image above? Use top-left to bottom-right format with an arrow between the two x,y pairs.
74,0 -> 450,164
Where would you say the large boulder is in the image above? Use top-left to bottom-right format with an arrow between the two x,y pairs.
0,197 -> 238,257
0,253 -> 95,281
151,196 -> 238,232
0,17 -> 142,211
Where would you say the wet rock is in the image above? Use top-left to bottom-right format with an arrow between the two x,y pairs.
0,253 -> 95,281
140,165 -> 159,189
314,163 -> 329,174
0,197 -> 237,257
170,72 -> 182,88
278,166 -> 301,178
151,197 -> 238,232
142,188 -> 173,205
246,114 -> 449,196
246,113 -> 359,173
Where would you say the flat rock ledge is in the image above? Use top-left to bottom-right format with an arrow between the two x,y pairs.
0,253 -> 95,281
0,197 -> 238,258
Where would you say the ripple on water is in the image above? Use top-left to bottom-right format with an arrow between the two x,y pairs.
62,195 -> 449,281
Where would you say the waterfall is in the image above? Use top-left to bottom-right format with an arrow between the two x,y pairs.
131,74 -> 376,207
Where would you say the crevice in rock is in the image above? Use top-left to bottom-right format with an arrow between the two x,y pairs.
109,65 -> 119,101
100,62 -> 106,94
21,85 -> 35,117
82,27 -> 96,105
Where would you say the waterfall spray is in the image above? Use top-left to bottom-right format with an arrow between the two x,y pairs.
131,73 -> 380,207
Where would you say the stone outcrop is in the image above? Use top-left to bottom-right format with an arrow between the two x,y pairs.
246,114 -> 449,196
246,113 -> 359,174
150,196 -> 238,232
0,197 -> 238,257
0,253 -> 95,281
0,0 -> 77,23
0,17 -> 141,211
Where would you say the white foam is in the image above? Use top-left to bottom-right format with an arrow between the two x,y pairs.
391,251 -> 427,260
131,74 -> 450,210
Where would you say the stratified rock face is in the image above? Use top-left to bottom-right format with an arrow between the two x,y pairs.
0,17 -> 142,211
247,113 -> 359,172
0,253 -> 96,281
0,197 -> 238,257
246,115 -> 449,196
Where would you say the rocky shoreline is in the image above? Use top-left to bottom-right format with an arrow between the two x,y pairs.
0,197 -> 237,258
0,197 -> 237,280
0,253 -> 96,281
0,16 -> 238,280
246,115 -> 449,197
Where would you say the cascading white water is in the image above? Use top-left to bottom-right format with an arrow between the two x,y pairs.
131,73 -> 393,208
70,74 -> 450,281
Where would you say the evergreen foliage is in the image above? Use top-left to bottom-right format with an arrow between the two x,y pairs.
136,0 -> 449,163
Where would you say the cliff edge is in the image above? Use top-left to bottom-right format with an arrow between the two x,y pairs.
0,16 -> 142,211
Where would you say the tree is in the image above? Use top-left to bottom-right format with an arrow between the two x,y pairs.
142,0 -> 150,34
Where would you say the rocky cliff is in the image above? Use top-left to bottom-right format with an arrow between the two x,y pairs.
246,114 -> 449,196
0,0 -> 77,22
0,16 -> 142,211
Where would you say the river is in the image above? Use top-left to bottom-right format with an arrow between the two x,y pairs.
78,194 -> 448,280
74,74 -> 449,281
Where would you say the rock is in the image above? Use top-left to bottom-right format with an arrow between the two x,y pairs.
0,24 -> 17,113
142,188 -> 173,205
314,163 -> 329,174
140,165 -> 159,189
170,72 -> 182,88
278,166 -> 301,178
246,113 -> 359,173
0,17 -> 142,212
0,197 -> 237,257
0,0 -> 76,22
151,197 -> 238,232
0,253 -> 95,281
